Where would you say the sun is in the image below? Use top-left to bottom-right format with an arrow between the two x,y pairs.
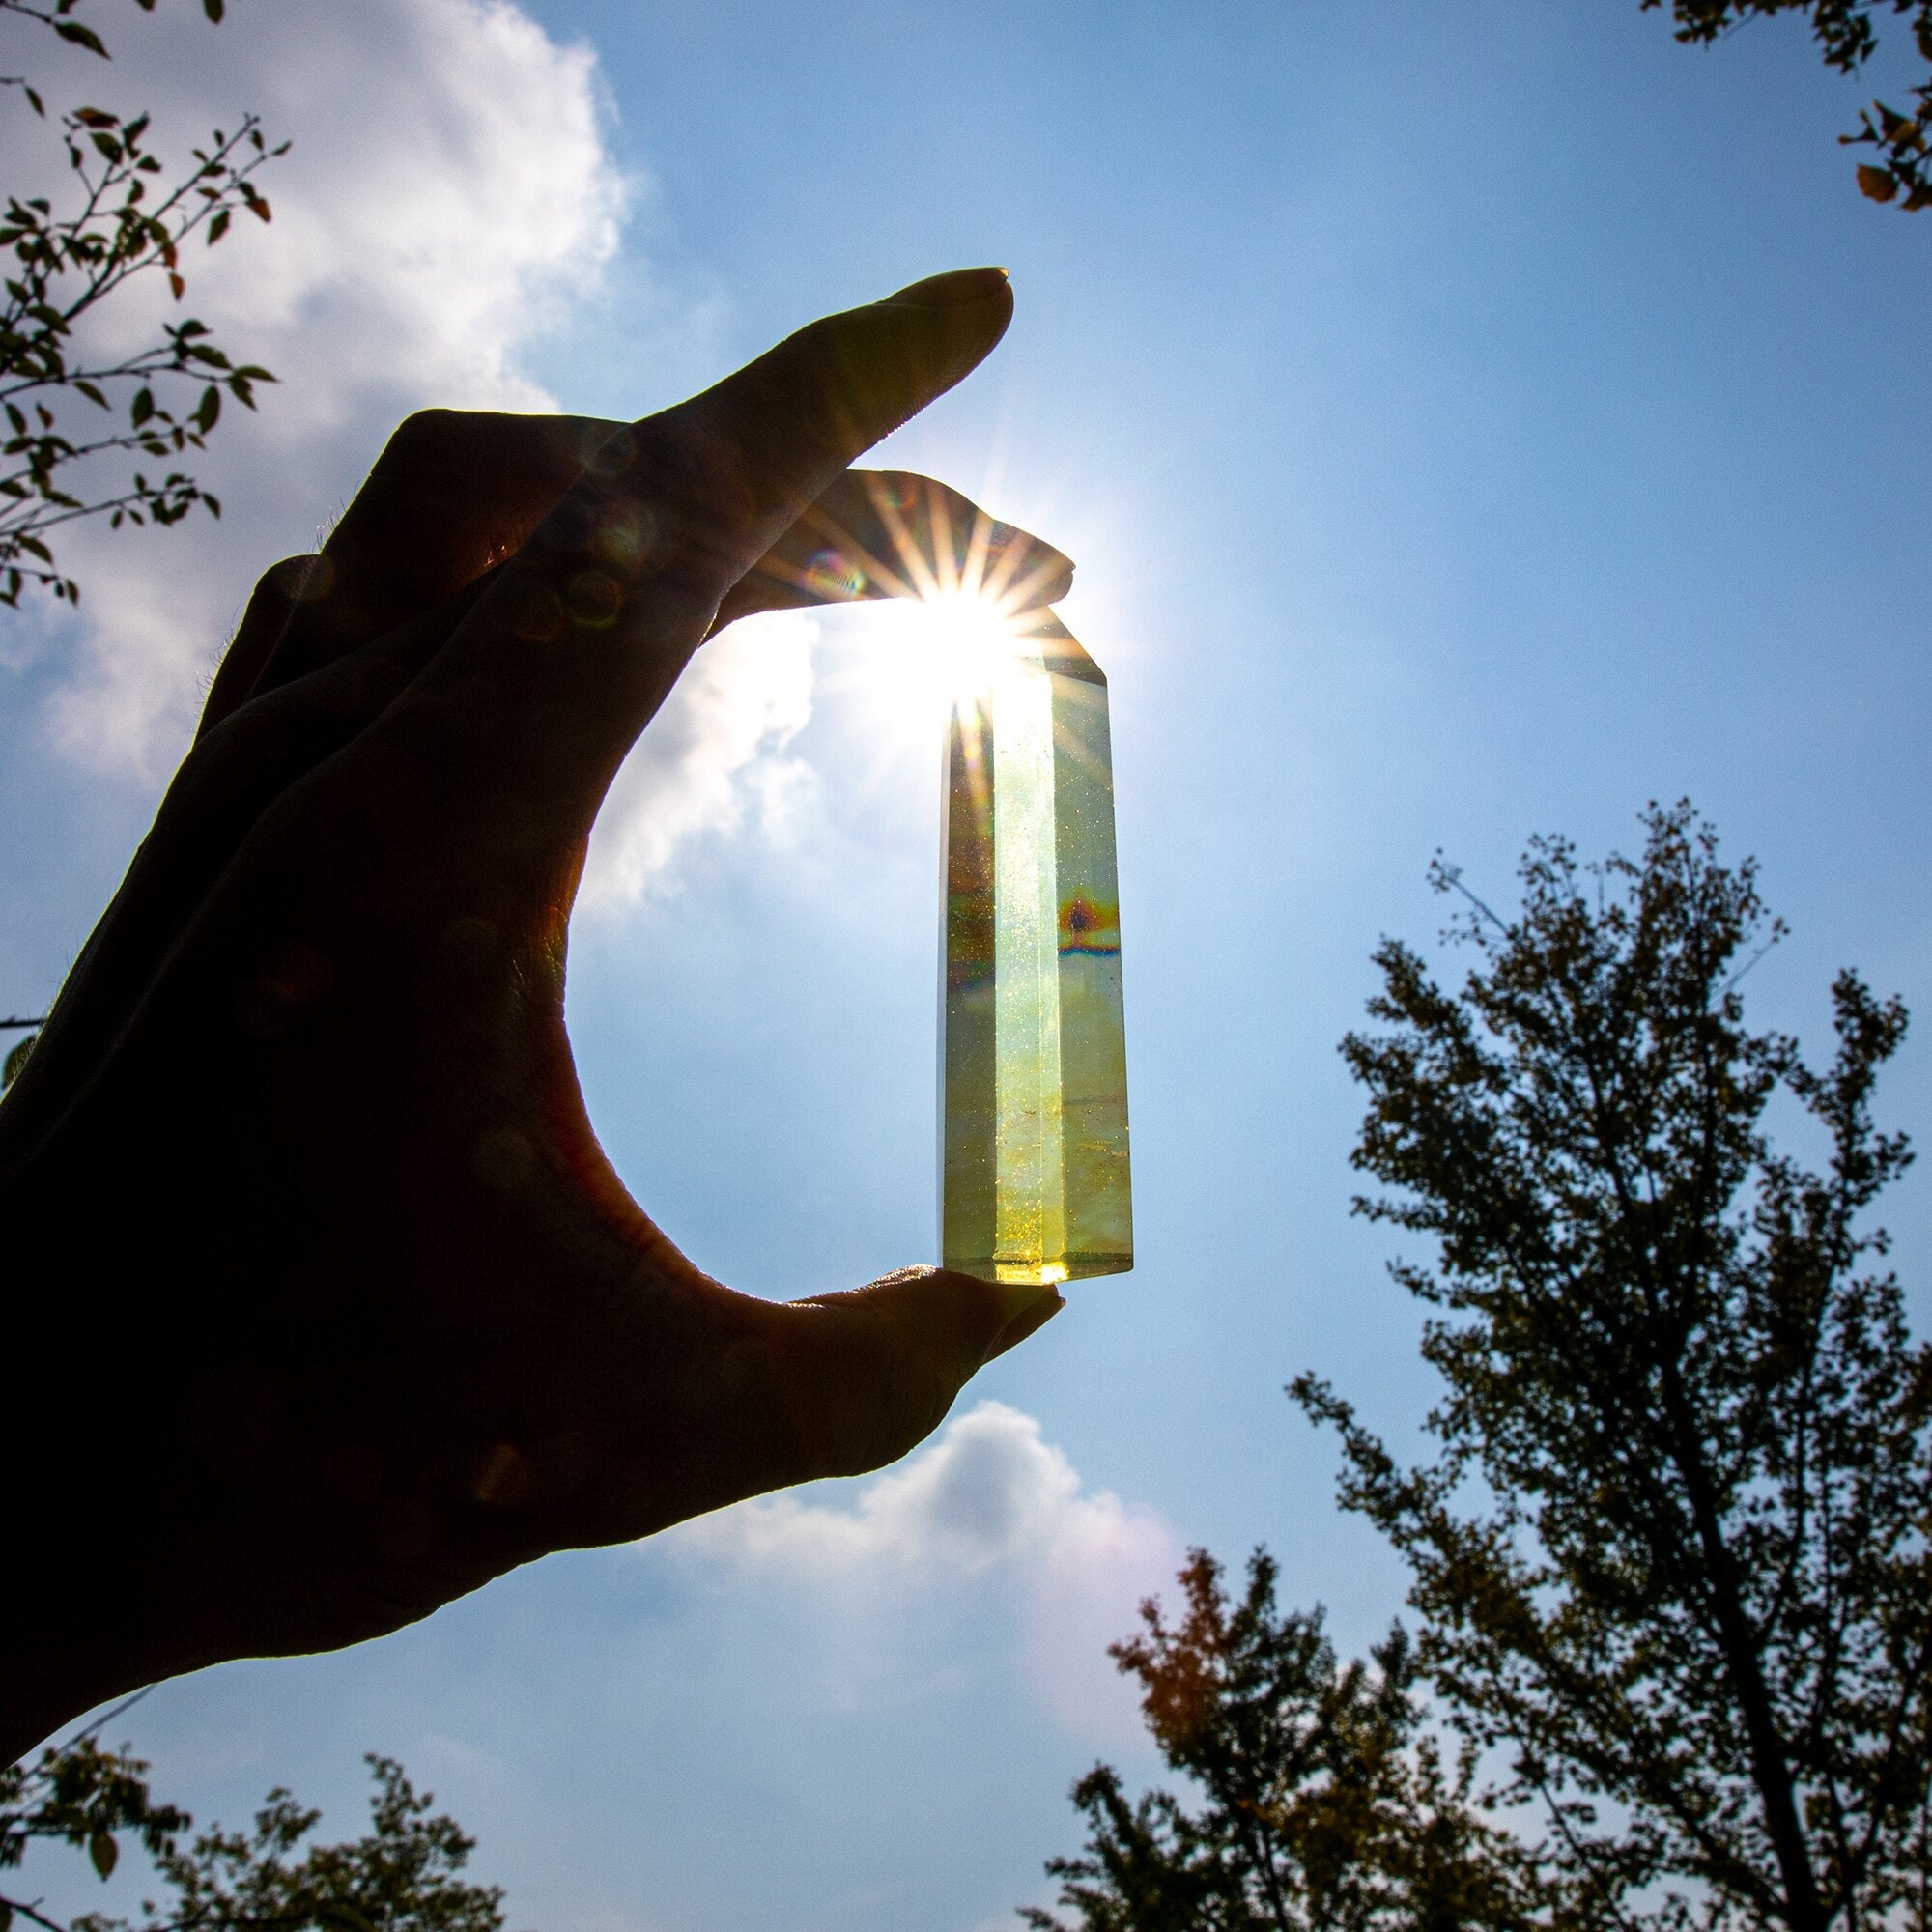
788,478 -> 1075,795
823,581 -> 1041,746
900,588 -> 1032,709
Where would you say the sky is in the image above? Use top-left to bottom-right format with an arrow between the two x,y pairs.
4,1 -> 1930,1927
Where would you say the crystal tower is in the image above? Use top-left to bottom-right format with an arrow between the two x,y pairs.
940,611 -> 1132,1284
723,468 -> 1132,1286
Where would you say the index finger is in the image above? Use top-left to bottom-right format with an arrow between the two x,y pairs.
386,268 -> 1015,842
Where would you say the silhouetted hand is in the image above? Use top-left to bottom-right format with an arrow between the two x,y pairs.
0,269 -> 1067,1763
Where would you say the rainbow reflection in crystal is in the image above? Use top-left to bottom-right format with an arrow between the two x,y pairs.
941,611 -> 1132,1285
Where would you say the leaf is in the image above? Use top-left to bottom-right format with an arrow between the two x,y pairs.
54,19 -> 110,56
23,87 -> 43,118
168,270 -> 185,299
204,0 -> 226,16
207,209 -> 231,245
0,1891 -> 15,1932
89,1831 -> 118,1879
193,384 -> 219,433
1857,163 -> 1899,202
129,387 -> 154,427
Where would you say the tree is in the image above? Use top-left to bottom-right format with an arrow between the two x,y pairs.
1293,802 -> 1930,1932
1025,1548 -> 1560,1932
1641,1 -> 1932,211
1,1728 -> 508,1932
0,0 -> 285,607
0,0 -> 285,1077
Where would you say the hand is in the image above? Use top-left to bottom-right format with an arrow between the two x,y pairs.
0,269 -> 1067,1763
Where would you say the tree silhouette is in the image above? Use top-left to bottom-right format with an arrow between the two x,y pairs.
1026,1548 -> 1561,1932
1294,802 -> 1930,1932
1642,1 -> 1932,212
0,0 -> 284,607
2,1731 -> 506,1932
0,0 -> 286,1076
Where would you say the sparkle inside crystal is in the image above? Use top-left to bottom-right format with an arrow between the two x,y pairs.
941,612 -> 1132,1285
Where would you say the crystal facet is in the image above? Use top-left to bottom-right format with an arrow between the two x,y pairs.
941,612 -> 1132,1284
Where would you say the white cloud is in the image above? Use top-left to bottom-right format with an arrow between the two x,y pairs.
670,1399 -> 1088,1577
6,0 -> 627,771
2,0 -> 806,900
579,611 -> 820,908
663,1401 -> 1180,1740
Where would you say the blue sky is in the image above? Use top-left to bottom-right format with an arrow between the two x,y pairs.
5,2 -> 1930,1928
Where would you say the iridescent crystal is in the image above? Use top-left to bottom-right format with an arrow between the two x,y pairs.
726,469 -> 1132,1285
941,612 -> 1132,1284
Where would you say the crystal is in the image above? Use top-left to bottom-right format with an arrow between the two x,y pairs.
940,611 -> 1132,1284
724,469 -> 1132,1286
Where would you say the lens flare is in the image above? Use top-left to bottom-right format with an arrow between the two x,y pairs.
900,589 -> 1032,711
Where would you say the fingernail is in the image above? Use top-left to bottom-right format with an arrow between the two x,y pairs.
883,267 -> 1010,310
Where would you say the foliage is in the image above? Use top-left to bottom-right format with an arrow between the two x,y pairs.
1025,1548 -> 1563,1932
1642,1 -> 1932,211
0,1736 -> 508,1932
1293,802 -> 1931,1932
0,0 -> 225,58
0,0 -> 283,606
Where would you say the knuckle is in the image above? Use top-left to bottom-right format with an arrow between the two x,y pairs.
386,406 -> 465,453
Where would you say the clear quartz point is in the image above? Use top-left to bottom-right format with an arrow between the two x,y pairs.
941,611 -> 1132,1284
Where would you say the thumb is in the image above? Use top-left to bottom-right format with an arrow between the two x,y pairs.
746,1269 -> 1065,1489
